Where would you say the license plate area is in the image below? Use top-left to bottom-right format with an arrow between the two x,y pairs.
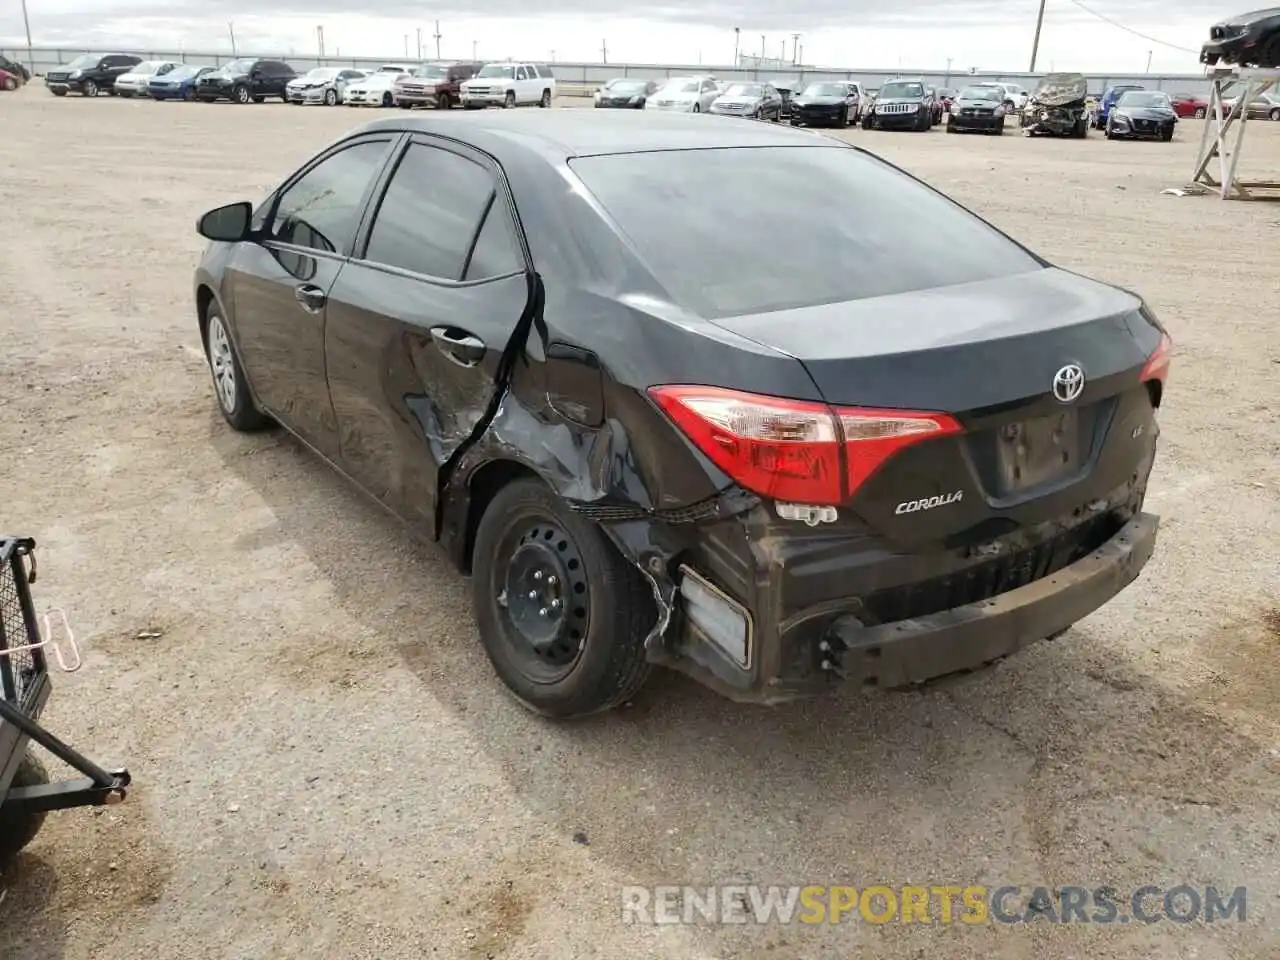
994,410 -> 1080,495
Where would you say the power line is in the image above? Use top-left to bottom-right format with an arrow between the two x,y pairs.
1061,0 -> 1200,54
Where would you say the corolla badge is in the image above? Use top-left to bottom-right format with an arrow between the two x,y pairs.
1052,363 -> 1085,403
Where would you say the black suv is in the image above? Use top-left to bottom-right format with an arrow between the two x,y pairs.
195,58 -> 296,103
45,53 -> 141,97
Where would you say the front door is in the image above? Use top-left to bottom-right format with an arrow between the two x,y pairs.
224,136 -> 395,460
324,137 -> 530,533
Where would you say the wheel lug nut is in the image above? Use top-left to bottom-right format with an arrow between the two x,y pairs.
539,607 -> 548,616
551,599 -> 561,610
533,570 -> 543,581
528,590 -> 537,599
548,575 -> 557,585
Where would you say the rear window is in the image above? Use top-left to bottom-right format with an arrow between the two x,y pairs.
570,146 -> 1041,319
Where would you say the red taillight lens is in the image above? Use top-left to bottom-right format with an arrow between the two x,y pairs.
648,385 -> 961,505
1139,332 -> 1172,385
836,408 -> 962,495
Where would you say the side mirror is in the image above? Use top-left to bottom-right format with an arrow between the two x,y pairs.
197,201 -> 254,243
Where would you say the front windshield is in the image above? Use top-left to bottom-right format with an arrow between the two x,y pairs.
413,65 -> 447,78
1118,92 -> 1169,108
306,67 -> 339,79
959,86 -> 1001,101
879,81 -> 923,98
803,83 -> 846,97
723,83 -> 762,97
67,55 -> 98,69
662,80 -> 700,94
477,64 -> 515,78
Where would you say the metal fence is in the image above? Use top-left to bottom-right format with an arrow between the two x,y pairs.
0,45 -> 1220,97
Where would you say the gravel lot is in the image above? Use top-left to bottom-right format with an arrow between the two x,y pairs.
1,87 -> 1278,960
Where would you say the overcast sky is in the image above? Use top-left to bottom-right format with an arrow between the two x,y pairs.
0,1 -> 1230,73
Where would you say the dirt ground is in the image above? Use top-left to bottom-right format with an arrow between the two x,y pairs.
0,86 -> 1277,960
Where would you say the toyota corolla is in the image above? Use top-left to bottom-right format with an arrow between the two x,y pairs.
192,111 -> 1170,718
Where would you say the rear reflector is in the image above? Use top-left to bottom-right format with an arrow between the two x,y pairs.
648,385 -> 961,505
1139,332 -> 1172,385
679,566 -> 752,668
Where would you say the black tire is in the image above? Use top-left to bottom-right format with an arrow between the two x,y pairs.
82,79 -> 98,97
233,83 -> 249,104
692,103 -> 700,113
1194,107 -> 1206,119
539,88 -> 551,108
325,88 -> 338,106
437,91 -> 450,110
1270,108 -> 1280,121
1257,35 -> 1280,68
380,91 -> 392,107
790,118 -> 801,126
471,478 -> 654,719
398,102 -> 412,109
182,86 -> 195,101
52,88 -> 66,96
1162,127 -> 1174,142
504,90 -> 516,108
203,305 -> 269,432
0,753 -> 49,864
839,106 -> 848,126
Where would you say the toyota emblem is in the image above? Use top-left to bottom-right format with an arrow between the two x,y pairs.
1052,364 -> 1085,403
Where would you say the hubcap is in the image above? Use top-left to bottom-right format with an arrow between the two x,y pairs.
207,317 -> 237,413
498,522 -> 590,678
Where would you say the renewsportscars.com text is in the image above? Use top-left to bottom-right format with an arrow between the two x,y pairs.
621,884 -> 1246,926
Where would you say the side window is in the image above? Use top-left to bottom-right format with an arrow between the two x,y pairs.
464,202 -> 522,281
363,143 -> 498,281
269,140 -> 390,254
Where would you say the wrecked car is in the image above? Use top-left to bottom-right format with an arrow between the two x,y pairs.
192,111 -> 1170,718
1020,73 -> 1090,137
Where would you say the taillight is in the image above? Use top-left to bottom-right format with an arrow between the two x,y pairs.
648,385 -> 960,505
1139,332 -> 1172,385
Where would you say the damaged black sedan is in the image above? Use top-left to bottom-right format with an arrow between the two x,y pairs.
193,111 -> 1170,718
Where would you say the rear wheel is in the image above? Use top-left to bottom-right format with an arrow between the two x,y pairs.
204,306 -> 269,432
1270,107 -> 1280,121
539,88 -> 551,108
252,95 -> 265,103
471,478 -> 653,719
0,753 -> 49,864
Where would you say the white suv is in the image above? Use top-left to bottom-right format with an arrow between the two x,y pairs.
460,62 -> 556,108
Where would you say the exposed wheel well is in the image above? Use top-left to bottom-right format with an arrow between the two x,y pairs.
196,284 -> 215,346
459,459 -> 543,574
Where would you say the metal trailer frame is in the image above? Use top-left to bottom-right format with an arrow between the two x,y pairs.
1192,67 -> 1280,200
0,537 -> 129,850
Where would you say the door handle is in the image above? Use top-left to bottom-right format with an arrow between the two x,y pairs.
429,326 -> 486,367
294,284 -> 326,312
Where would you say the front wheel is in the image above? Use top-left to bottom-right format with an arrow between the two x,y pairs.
839,106 -> 848,127
204,307 -> 269,432
324,88 -> 338,106
1194,107 -> 1206,118
82,79 -> 98,97
0,753 -> 49,864
471,479 -> 654,719
504,90 -> 516,108
692,103 -> 700,113
233,84 -> 250,104
1,76 -> 16,92
438,91 -> 451,110
51,88 -> 67,96
182,86 -> 195,101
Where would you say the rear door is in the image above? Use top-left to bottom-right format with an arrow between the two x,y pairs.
324,136 -> 529,532
224,135 -> 395,460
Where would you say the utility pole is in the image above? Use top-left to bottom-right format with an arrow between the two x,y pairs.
1029,0 -> 1047,71
1145,49 -> 1153,72
472,39 -> 478,61
227,22 -> 237,57
779,40 -> 784,61
317,25 -> 325,58
945,56 -> 952,85
791,34 -> 800,64
416,27 -> 422,60
797,43 -> 803,65
403,34 -> 409,58
759,34 -> 765,62
733,27 -> 740,66
434,21 -> 442,59
550,49 -> 555,62
601,39 -> 608,63
19,0 -> 34,74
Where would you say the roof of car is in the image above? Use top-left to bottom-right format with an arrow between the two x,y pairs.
356,109 -> 840,159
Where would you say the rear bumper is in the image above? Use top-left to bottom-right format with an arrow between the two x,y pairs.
661,504 -> 1158,704
823,512 -> 1157,688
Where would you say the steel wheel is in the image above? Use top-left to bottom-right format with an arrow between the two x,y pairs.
494,518 -> 591,683
207,315 -> 238,414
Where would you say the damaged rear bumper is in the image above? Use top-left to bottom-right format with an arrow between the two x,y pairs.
659,511 -> 1158,703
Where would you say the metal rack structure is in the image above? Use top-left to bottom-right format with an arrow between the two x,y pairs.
1192,67 -> 1280,200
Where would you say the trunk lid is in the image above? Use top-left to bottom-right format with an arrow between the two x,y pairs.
708,267 -> 1162,546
